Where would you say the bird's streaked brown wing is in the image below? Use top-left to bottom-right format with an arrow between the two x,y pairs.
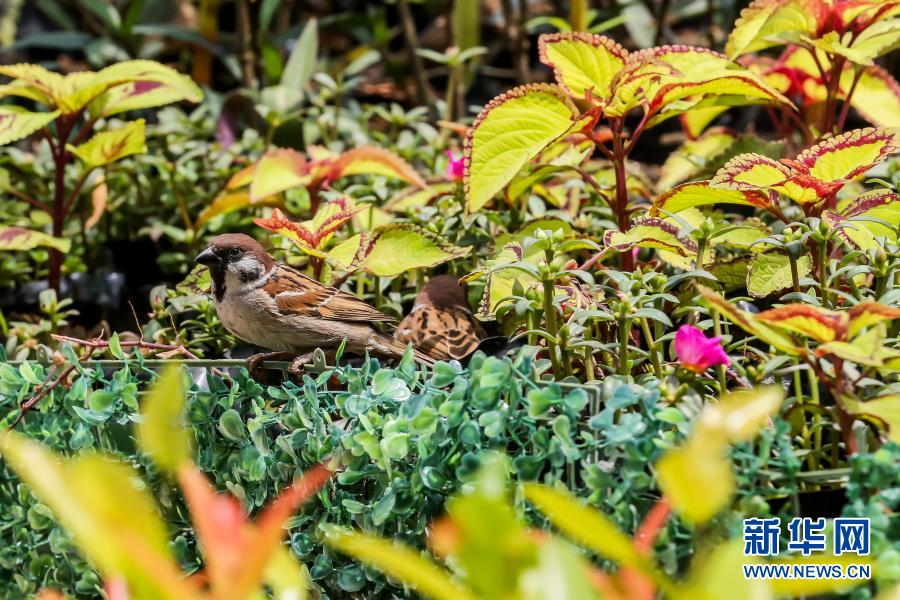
264,265 -> 394,322
396,306 -> 483,360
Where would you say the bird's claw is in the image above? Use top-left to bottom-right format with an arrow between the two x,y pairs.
246,351 -> 294,383
287,348 -> 332,381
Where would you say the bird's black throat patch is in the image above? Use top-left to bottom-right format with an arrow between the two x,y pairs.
210,266 -> 226,301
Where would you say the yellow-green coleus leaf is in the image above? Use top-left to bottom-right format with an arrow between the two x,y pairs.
249,148 -> 311,201
650,181 -> 775,217
603,217 -> 698,258
88,61 -> 203,117
725,0 -> 819,58
711,127 -> 900,205
605,46 -> 790,121
328,224 -> 470,277
806,19 -> 900,66
0,227 -> 71,253
67,119 -> 147,168
657,127 -> 736,190
536,32 -> 627,103
136,365 -> 193,476
824,189 -> 900,250
843,393 -> 900,444
0,60 -> 202,116
747,251 -> 812,298
464,83 -> 589,215
0,106 -> 60,145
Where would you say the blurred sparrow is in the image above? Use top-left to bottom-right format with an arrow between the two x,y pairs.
395,274 -> 484,361
195,233 -> 433,375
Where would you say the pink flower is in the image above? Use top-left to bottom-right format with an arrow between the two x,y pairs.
445,151 -> 465,182
675,324 -> 730,373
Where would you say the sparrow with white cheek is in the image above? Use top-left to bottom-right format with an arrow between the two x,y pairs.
195,233 -> 434,375
394,274 -> 485,361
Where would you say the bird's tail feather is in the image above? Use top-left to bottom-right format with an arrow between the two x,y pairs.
374,332 -> 436,366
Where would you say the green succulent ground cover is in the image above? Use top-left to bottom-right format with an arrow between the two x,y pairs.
1,346 -> 898,598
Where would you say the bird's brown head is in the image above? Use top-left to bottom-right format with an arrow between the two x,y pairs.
195,234 -> 275,299
416,274 -> 469,309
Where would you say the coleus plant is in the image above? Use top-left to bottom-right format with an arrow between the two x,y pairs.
699,285 -> 900,453
202,145 -> 427,227
710,127 -> 899,216
464,32 -> 791,245
255,197 -> 471,282
0,367 -> 331,600
725,0 -> 900,135
617,128 -> 899,297
683,46 -> 900,140
0,61 -> 203,292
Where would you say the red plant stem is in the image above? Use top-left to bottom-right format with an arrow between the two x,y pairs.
7,188 -> 48,212
47,116 -> 78,295
836,67 -> 862,133
821,56 -> 846,135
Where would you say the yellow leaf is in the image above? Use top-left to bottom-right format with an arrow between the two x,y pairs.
726,0 -> 818,58
714,386 -> 784,443
523,483 -> 643,567
137,365 -> 193,475
465,84 -> 587,214
249,148 -> 311,201
0,431 -> 195,600
755,304 -> 848,342
656,439 -> 734,524
67,119 -> 147,168
323,526 -> 477,600
537,32 -> 627,103
658,128 -> 735,190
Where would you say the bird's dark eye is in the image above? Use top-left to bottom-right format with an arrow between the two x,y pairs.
228,247 -> 241,258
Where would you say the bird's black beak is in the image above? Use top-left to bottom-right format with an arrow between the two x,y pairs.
195,247 -> 220,267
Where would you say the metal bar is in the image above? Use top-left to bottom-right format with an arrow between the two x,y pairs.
3,359 -> 293,370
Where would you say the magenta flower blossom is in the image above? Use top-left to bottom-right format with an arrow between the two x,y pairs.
675,324 -> 730,373
445,151 -> 465,182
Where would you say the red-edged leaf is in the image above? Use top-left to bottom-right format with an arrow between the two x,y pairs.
537,32 -> 627,103
328,146 -> 426,188
824,188 -> 900,250
233,465 -> 332,598
848,301 -> 900,339
249,148 -> 311,201
697,285 -> 802,353
755,304 -> 849,342
177,466 -> 249,596
651,181 -> 775,217
794,127 -> 900,182
603,217 -> 698,256
254,199 -> 364,256
711,153 -> 826,204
